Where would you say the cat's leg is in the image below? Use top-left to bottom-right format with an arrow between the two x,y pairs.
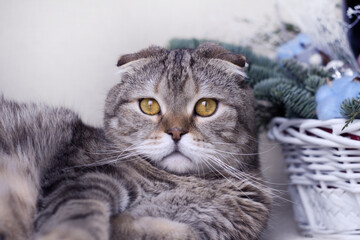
0,153 -> 38,240
0,97 -> 85,240
33,172 -> 130,240
179,179 -> 271,240
110,212 -> 199,240
34,200 -> 109,240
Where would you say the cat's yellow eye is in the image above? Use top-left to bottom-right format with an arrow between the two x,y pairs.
194,98 -> 217,117
139,98 -> 160,115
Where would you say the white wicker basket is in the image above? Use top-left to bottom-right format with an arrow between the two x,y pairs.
268,117 -> 360,239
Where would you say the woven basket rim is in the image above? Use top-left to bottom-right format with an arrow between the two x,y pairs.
268,117 -> 360,148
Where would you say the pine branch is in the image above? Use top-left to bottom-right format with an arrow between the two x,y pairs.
253,77 -> 293,102
308,65 -> 332,78
215,43 -> 254,59
304,75 -> 327,94
246,65 -> 284,87
246,54 -> 279,69
169,38 -> 201,49
270,83 -> 317,118
281,59 -> 309,84
341,96 -> 360,130
284,108 -> 299,118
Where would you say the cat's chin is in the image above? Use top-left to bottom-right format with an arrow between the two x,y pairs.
160,152 -> 194,174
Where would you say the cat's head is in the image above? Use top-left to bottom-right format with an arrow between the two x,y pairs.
104,43 -> 258,175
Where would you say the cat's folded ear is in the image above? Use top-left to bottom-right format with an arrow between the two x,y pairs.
194,42 -> 247,68
116,46 -> 168,67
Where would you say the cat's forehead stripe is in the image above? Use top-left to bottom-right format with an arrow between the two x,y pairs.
154,49 -> 197,96
166,50 -> 191,90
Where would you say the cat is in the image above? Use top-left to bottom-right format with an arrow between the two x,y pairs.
0,43 -> 271,240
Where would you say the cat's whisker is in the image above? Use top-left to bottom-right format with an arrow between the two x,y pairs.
208,141 -> 236,146
194,159 -> 202,178
205,156 -> 244,181
201,158 -> 234,184
66,148 -> 143,169
209,149 -> 285,183
210,144 -> 278,157
203,157 -> 286,206
83,144 -> 138,156
206,158 -> 263,203
206,155 -> 292,204
206,149 -> 254,170
207,154 -> 266,181
218,128 -> 280,146
209,154 -> 266,181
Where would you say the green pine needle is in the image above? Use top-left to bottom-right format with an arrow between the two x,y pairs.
341,96 -> 360,130
270,83 -> 317,119
253,77 -> 292,102
304,75 -> 327,94
246,66 -> 284,87
308,65 -> 332,78
281,59 -> 309,84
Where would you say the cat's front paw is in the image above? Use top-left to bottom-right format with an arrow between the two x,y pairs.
134,216 -> 199,240
111,213 -> 199,240
34,225 -> 93,240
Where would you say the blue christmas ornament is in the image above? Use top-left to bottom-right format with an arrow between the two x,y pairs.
277,34 -> 331,66
277,34 -> 311,61
316,75 -> 360,120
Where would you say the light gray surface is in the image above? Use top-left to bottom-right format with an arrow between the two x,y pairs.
0,1 -> 335,239
259,133 -> 316,240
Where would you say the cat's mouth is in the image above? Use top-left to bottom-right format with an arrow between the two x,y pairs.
159,150 -> 194,173
161,151 -> 192,163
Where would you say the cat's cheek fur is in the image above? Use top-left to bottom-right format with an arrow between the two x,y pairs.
138,134 -> 175,162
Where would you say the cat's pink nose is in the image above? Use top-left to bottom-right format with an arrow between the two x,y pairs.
166,127 -> 188,142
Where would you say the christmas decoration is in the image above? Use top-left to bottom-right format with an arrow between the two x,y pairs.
316,75 -> 360,120
270,3 -> 360,238
341,95 -> 360,130
276,34 -> 311,60
276,33 -> 330,66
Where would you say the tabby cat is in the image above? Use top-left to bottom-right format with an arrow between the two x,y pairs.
0,43 -> 271,240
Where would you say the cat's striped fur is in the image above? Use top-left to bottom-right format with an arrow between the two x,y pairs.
0,43 -> 271,240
